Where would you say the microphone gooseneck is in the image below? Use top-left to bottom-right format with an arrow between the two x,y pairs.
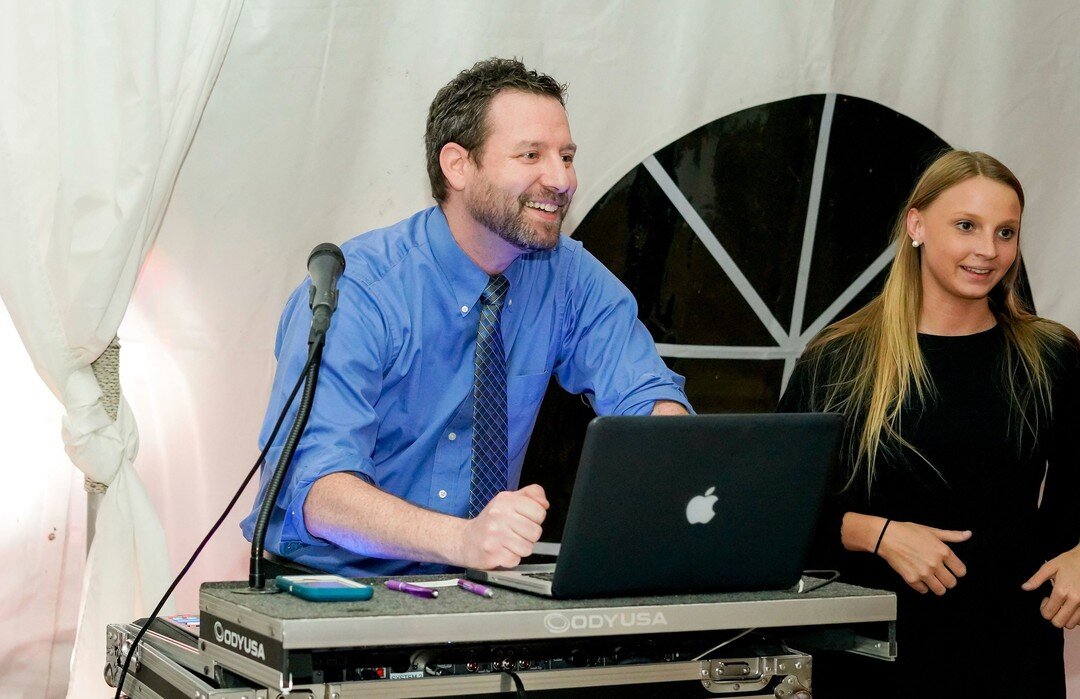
249,242 -> 346,589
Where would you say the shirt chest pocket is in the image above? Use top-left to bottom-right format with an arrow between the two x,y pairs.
507,372 -> 551,421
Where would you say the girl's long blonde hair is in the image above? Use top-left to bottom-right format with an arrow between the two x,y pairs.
802,150 -> 1075,489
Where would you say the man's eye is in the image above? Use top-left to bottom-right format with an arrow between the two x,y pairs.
562,154 -> 575,164
522,152 -> 539,160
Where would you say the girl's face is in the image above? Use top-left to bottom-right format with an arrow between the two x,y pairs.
907,176 -> 1021,306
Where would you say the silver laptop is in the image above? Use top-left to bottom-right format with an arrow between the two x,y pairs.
466,413 -> 842,599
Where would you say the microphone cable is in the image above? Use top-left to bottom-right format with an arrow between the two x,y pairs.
690,570 -> 843,662
797,569 -> 841,594
110,345 -> 318,698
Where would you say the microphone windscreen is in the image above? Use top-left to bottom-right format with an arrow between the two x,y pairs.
308,242 -> 345,268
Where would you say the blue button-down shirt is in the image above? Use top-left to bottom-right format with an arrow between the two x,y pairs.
241,207 -> 689,576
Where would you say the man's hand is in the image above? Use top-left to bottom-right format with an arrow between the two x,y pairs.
1022,545 -> 1080,629
875,520 -> 971,595
458,485 -> 549,570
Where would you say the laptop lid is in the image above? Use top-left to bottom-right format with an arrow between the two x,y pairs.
543,413 -> 842,599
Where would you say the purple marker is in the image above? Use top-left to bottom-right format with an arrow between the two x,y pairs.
457,578 -> 495,598
385,579 -> 438,599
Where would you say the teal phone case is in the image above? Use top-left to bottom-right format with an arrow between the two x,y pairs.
275,575 -> 374,602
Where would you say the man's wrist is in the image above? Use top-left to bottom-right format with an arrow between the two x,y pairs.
438,514 -> 470,568
651,399 -> 689,416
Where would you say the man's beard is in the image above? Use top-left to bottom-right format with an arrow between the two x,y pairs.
465,178 -> 567,252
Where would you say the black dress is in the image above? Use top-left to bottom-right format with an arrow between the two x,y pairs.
780,325 -> 1080,698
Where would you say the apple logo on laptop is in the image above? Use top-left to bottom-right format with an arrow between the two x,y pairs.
685,487 -> 718,525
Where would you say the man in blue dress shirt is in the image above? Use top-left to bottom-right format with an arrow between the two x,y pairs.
241,58 -> 691,577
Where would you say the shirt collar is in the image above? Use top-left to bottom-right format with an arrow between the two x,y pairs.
426,206 -> 524,316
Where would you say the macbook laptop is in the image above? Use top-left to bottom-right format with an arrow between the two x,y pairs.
466,413 -> 842,598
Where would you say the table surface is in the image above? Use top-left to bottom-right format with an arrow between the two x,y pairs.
200,575 -> 896,649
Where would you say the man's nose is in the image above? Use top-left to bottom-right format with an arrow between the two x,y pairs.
540,156 -> 574,193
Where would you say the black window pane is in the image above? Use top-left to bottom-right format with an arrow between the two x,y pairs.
670,358 -> 786,415
653,94 -> 824,332
578,164 -> 778,346
804,95 -> 949,334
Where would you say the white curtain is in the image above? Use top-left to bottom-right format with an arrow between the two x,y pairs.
0,1 -> 242,695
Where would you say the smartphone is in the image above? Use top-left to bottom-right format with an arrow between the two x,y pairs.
275,575 -> 374,602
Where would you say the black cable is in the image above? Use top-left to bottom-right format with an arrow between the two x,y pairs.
504,670 -> 527,698
111,348 -> 317,699
692,627 -> 757,661
249,337 -> 324,588
693,570 -> 844,663
798,569 -> 841,594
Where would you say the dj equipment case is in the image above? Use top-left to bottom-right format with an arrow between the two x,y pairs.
106,575 -> 895,698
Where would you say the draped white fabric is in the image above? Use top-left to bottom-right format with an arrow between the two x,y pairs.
0,304 -> 83,697
0,1 -> 242,696
3,1 -> 1080,696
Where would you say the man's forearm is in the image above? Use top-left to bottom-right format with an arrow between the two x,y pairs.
303,472 -> 467,565
651,399 -> 689,415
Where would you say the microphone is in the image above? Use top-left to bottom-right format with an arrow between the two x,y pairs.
307,243 -> 345,344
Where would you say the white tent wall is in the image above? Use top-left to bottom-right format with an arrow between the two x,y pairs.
0,0 -> 244,696
2,1 -> 1079,695
0,305 -> 86,697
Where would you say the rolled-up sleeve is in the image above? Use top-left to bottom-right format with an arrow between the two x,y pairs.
553,247 -> 690,415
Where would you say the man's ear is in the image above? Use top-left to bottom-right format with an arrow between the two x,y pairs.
439,142 -> 471,194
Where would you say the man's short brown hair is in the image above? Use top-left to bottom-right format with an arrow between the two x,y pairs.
425,58 -> 566,201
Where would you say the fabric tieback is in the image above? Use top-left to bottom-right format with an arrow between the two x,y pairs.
468,274 -> 510,518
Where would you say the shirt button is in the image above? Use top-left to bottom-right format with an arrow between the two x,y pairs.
438,490 -> 448,499
448,432 -> 457,441
460,305 -> 469,313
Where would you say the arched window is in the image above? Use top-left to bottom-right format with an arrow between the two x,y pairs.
522,94 -> 1033,538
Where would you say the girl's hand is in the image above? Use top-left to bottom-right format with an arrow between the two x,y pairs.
875,520 -> 971,595
1023,545 -> 1080,629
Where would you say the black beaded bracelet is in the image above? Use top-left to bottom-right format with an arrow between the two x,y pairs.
873,518 -> 892,556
